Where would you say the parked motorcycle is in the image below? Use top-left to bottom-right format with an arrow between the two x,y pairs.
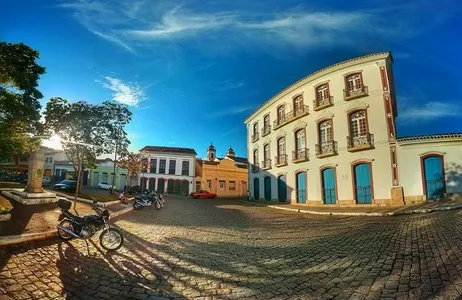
56,198 -> 124,252
133,190 -> 163,210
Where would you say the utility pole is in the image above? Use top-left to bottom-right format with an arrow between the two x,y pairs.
111,140 -> 118,195
74,151 -> 83,214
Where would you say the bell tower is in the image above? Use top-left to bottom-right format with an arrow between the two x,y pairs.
206,143 -> 216,161
226,145 -> 235,158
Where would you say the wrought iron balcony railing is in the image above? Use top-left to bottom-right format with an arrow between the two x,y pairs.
292,148 -> 309,163
343,84 -> 368,100
347,133 -> 374,151
273,105 -> 309,129
313,96 -> 334,111
261,125 -> 271,137
315,140 -> 338,158
261,159 -> 272,170
252,163 -> 260,173
274,154 -> 288,167
251,132 -> 259,142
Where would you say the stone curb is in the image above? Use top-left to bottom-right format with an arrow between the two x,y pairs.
0,205 -> 133,246
239,200 -> 462,217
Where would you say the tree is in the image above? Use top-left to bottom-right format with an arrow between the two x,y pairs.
44,97 -> 132,196
116,152 -> 144,186
0,42 -> 46,161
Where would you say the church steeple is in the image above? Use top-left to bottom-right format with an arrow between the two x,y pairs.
206,143 -> 216,161
226,145 -> 235,157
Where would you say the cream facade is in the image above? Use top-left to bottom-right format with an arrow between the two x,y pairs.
245,52 -> 462,206
139,146 -> 196,194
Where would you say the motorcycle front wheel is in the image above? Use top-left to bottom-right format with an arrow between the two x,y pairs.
99,227 -> 124,251
133,202 -> 142,210
58,220 -> 75,240
155,201 -> 161,210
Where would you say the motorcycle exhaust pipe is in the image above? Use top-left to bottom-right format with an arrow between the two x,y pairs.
57,225 -> 81,238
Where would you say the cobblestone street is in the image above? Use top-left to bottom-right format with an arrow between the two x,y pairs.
1,197 -> 462,299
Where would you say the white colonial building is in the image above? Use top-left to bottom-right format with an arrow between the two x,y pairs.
139,146 -> 196,194
245,51 -> 462,206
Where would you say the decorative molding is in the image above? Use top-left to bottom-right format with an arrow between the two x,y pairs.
319,163 -> 338,170
292,91 -> 304,99
350,158 -> 374,165
343,70 -> 363,77
263,138 -> 271,145
376,61 -> 385,67
346,101 -> 369,113
292,120 -> 307,132
419,151 -> 446,157
315,111 -> 335,123
313,80 -> 330,88
398,133 -> 462,143
277,172 -> 288,176
253,144 -> 260,150
276,129 -> 287,139
294,168 -> 308,174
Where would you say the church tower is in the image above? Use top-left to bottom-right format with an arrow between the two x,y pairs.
206,143 -> 216,161
225,145 -> 235,158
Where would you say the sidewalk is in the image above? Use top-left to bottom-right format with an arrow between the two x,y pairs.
240,198 -> 462,216
0,194 -> 134,245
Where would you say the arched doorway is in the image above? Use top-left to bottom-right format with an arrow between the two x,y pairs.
296,172 -> 306,203
174,179 -> 181,193
148,178 -> 155,191
264,176 -> 271,201
277,175 -> 287,202
422,155 -> 445,200
167,179 -> 174,193
253,178 -> 260,200
353,163 -> 372,204
181,179 -> 189,195
321,168 -> 336,204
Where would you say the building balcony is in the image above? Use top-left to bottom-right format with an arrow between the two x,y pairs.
252,163 -> 260,173
261,159 -> 272,170
274,154 -> 288,167
273,105 -> 309,130
261,125 -> 271,137
292,148 -> 309,163
313,96 -> 334,111
343,85 -> 368,101
251,132 -> 259,142
347,133 -> 374,152
315,140 -> 338,158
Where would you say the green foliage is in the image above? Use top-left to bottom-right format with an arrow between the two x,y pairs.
0,206 -> 12,214
43,97 -> 132,191
0,42 -> 46,161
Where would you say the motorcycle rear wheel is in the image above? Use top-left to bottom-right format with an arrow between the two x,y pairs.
58,220 -> 75,240
155,201 -> 161,210
99,227 -> 124,251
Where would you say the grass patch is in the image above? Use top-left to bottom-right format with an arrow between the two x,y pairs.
0,196 -> 13,214
62,192 -> 118,203
0,183 -> 25,189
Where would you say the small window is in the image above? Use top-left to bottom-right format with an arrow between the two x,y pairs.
169,160 -> 176,174
253,149 -> 259,164
347,73 -> 362,91
295,129 -> 306,151
350,110 -> 368,137
264,115 -> 270,127
294,95 -> 304,112
319,120 -> 333,144
219,180 -> 226,190
150,159 -> 157,173
264,144 -> 270,161
182,161 -> 190,175
316,84 -> 329,101
229,181 -> 236,191
253,122 -> 259,135
277,137 -> 285,156
207,180 -> 212,189
277,105 -> 285,119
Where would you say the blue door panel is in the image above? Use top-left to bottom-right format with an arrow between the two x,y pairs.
254,178 -> 260,200
322,168 -> 336,204
296,172 -> 306,203
354,164 -> 372,204
278,175 -> 287,202
423,156 -> 444,200
264,177 -> 271,201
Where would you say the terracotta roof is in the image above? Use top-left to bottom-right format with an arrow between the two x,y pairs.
245,51 -> 392,123
397,133 -> 462,143
140,146 -> 197,155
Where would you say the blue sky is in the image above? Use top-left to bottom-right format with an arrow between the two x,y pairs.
2,0 -> 462,158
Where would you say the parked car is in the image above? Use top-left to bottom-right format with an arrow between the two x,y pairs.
53,180 -> 78,192
97,182 -> 113,190
190,190 -> 217,199
42,177 -> 52,186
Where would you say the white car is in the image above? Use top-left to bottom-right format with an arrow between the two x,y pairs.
97,182 -> 113,190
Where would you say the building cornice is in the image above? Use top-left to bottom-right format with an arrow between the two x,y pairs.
244,51 -> 392,124
397,133 -> 462,145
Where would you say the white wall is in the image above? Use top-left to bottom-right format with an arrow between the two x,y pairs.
247,55 -> 394,203
397,140 -> 462,196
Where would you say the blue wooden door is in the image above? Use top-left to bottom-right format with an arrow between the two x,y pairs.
264,177 -> 271,201
423,156 -> 445,200
354,164 -> 372,204
278,175 -> 287,202
254,178 -> 260,200
322,168 -> 336,204
296,172 -> 306,203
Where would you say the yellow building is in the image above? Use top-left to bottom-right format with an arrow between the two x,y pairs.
195,144 -> 248,198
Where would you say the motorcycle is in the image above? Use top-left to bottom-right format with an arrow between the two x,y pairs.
56,198 -> 124,252
133,190 -> 163,210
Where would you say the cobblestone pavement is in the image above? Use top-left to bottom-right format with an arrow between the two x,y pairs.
1,197 -> 462,300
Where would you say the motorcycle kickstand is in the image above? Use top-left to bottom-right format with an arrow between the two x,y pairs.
84,239 -> 95,257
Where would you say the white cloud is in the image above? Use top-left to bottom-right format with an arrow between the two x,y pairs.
399,101 -> 461,121
207,104 -> 256,118
99,76 -> 146,106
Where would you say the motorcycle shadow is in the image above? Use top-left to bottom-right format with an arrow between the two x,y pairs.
55,239 -> 182,299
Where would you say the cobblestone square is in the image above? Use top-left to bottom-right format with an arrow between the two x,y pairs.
1,197 -> 462,299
